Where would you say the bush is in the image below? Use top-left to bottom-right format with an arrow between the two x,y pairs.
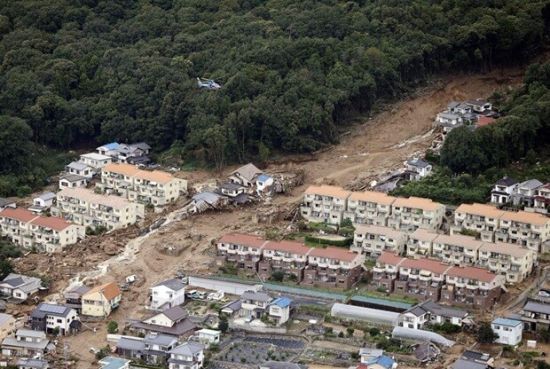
431,322 -> 461,334
346,327 -> 355,337
304,235 -> 352,247
219,316 -> 228,333
476,322 -> 497,343
369,327 -> 380,337
107,321 -> 118,334
271,271 -> 285,282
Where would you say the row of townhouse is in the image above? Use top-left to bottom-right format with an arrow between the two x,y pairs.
300,185 -> 445,232
216,233 -> 365,289
352,225 -> 535,283
373,252 -> 505,309
97,163 -> 187,206
452,203 -> 550,253
0,208 -> 84,252
52,188 -> 145,231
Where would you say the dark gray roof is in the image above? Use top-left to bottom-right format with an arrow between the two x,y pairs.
32,303 -> 73,318
16,358 -> 49,369
144,333 -> 177,346
65,285 -> 91,297
452,358 -> 488,369
60,174 -> 86,182
519,179 -> 543,190
231,163 -> 262,181
0,198 -> 15,207
496,176 -> 517,186
414,342 -> 439,362
241,290 -> 272,303
132,317 -> 196,337
161,306 -> 188,322
220,182 -> 244,191
422,301 -> 467,319
461,350 -> 491,362
407,158 -> 430,169
169,342 -> 204,356
1,273 -> 41,293
154,278 -> 186,292
132,142 -> 151,151
404,305 -> 428,317
523,300 -> 550,315
117,336 -> 145,351
221,300 -> 241,312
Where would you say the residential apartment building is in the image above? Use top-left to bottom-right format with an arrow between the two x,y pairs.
300,185 -> 351,225
303,247 -> 365,289
215,233 -> 268,275
0,208 -> 84,252
406,228 -> 438,257
53,188 -> 145,231
477,242 -> 534,283
431,233 -> 484,266
452,203 -> 505,242
258,240 -> 312,282
388,197 -> 445,232
373,252 -> 505,309
496,210 -> 550,253
99,163 -> 187,206
352,224 -> 408,257
81,282 -> 122,317
343,191 -> 396,226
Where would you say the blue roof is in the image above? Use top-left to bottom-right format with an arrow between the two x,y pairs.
102,142 -> 119,150
377,355 -> 396,369
99,356 -> 130,369
272,297 -> 292,308
492,317 -> 522,327
257,174 -> 272,182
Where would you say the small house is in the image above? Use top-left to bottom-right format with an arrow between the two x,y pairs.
398,300 -> 468,329
533,183 -> 550,214
0,313 -> 16,342
490,176 -> 518,204
167,342 -> 204,369
239,291 -> 272,321
447,101 -> 472,115
435,112 -> 463,132
513,179 -> 543,207
59,174 -> 87,190
130,306 -> 196,338
29,192 -> 56,213
16,358 -> 50,369
491,317 -> 522,346
30,303 -> 80,335
64,285 -> 91,313
256,174 -> 274,193
149,278 -> 186,311
79,153 -> 112,170
116,333 -> 178,365
404,158 -> 432,180
1,329 -> 50,358
0,198 -> 16,211
220,300 -> 241,316
218,182 -> 245,198
464,99 -> 492,113
268,297 -> 292,326
0,273 -> 42,301
65,161 -> 93,179
522,299 -> 550,331
99,356 -> 131,369
97,142 -> 121,157
188,192 -> 228,214
196,328 -> 220,346
81,282 -> 121,318
229,163 -> 263,187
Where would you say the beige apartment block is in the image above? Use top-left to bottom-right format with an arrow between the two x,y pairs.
343,191 -> 396,226
388,197 -> 445,232
496,211 -> 550,253
452,203 -> 505,242
352,224 -> 407,258
406,228 -> 439,257
0,208 -> 84,253
99,163 -> 188,206
431,233 -> 484,265
300,185 -> 351,225
53,188 -> 145,231
477,242 -> 534,283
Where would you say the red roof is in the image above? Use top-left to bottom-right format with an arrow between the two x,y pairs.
477,116 -> 496,127
308,246 -> 358,262
447,266 -> 497,283
31,216 -> 73,231
217,233 -> 267,248
400,258 -> 452,275
377,252 -> 405,266
264,240 -> 311,255
0,208 -> 38,223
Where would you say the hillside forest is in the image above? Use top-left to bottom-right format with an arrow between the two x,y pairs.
0,0 -> 550,196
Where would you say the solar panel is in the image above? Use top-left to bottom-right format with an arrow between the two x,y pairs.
40,303 -> 68,315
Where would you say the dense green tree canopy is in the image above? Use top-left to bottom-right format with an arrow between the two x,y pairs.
0,0 -> 548,173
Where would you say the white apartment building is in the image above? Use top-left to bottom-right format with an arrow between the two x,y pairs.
79,153 -> 112,170
53,188 -> 145,231
452,203 -> 505,242
99,163 -> 187,206
431,233 -> 484,266
388,197 -> 445,232
406,228 -> 438,257
478,242 -> 534,283
0,208 -> 84,252
496,211 -> 550,253
344,191 -> 396,226
300,185 -> 351,225
149,279 -> 186,311
352,224 -> 407,257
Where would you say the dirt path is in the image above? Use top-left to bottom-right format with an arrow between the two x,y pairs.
54,67 -> 525,368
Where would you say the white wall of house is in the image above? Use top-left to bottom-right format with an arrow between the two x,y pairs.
150,285 -> 185,310
492,322 -> 522,346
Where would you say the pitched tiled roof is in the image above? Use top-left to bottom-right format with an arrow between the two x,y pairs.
263,240 -> 311,255
392,196 -> 444,211
85,282 -> 121,300
57,188 -> 133,209
217,233 -> 268,248
103,163 -> 140,177
400,258 -> 452,275
304,185 -> 351,199
104,163 -> 177,184
348,191 -> 396,205
377,252 -> 405,266
447,266 -> 497,283
308,246 -> 359,262
500,210 -> 549,226
479,242 -> 532,258
0,207 -> 38,222
409,228 -> 439,242
433,234 -> 484,250
31,216 -> 73,231
455,203 -> 504,219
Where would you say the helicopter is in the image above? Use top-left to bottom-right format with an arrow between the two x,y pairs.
196,77 -> 221,90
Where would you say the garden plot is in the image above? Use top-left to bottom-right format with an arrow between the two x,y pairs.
215,336 -> 305,365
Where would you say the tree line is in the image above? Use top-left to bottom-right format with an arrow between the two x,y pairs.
0,0 -> 549,193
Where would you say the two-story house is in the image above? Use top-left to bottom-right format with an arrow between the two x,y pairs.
30,303 -> 80,335
491,317 -> 523,346
228,163 -> 263,187
64,285 -> 90,313
65,161 -> 93,179
167,342 -> 205,369
267,297 -> 292,326
300,185 -> 351,225
352,224 -> 408,258
28,192 -> 56,214
1,329 -> 50,358
81,282 -> 121,317
149,279 -> 186,311
239,291 -> 272,321
397,300 -> 468,329
464,99 -> 492,113
388,197 -> 445,232
490,177 -> 518,204
435,112 -> 463,132
79,153 -> 112,170
117,333 -> 178,366
53,188 -> 145,231
99,163 -> 187,206
0,208 -> 84,252
130,306 -> 196,338
405,158 -> 432,181
0,273 -> 42,301
521,299 -> 550,331
303,247 -> 365,289
533,183 -> 550,214
59,174 -> 88,190
512,179 -> 543,207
